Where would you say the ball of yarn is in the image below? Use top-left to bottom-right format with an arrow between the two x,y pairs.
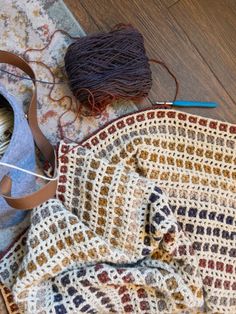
64,25 -> 152,116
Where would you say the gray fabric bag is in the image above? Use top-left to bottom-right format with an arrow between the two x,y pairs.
0,83 -> 36,228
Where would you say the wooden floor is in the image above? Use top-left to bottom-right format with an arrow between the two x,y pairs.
64,0 -> 236,123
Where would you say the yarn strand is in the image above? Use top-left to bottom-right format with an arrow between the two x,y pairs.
0,26 -> 180,143
149,59 -> 179,102
23,29 -> 80,113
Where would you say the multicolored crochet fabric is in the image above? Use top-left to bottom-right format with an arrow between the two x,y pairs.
57,109 -> 236,313
0,108 -> 236,313
0,146 -> 203,313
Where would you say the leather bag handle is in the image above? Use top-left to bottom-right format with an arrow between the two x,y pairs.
0,50 -> 57,210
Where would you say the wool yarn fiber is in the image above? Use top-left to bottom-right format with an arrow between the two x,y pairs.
64,25 -> 152,116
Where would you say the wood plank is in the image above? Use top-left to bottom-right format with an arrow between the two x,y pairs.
64,1 -> 99,33
160,0 -> 180,8
169,0 -> 236,103
64,0 -> 236,123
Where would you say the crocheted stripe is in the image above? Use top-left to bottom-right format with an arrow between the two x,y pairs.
58,109 -> 236,313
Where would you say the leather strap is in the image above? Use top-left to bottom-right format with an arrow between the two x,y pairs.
0,50 -> 57,210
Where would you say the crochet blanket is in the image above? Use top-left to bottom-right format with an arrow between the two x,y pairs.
0,151 -> 203,313
1,108 -> 236,313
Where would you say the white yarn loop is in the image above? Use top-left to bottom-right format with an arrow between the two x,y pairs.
0,161 -> 58,181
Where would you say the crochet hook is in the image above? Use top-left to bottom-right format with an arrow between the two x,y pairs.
155,100 -> 218,108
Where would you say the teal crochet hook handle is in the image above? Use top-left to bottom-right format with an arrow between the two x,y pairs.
173,100 -> 218,108
155,100 -> 218,108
